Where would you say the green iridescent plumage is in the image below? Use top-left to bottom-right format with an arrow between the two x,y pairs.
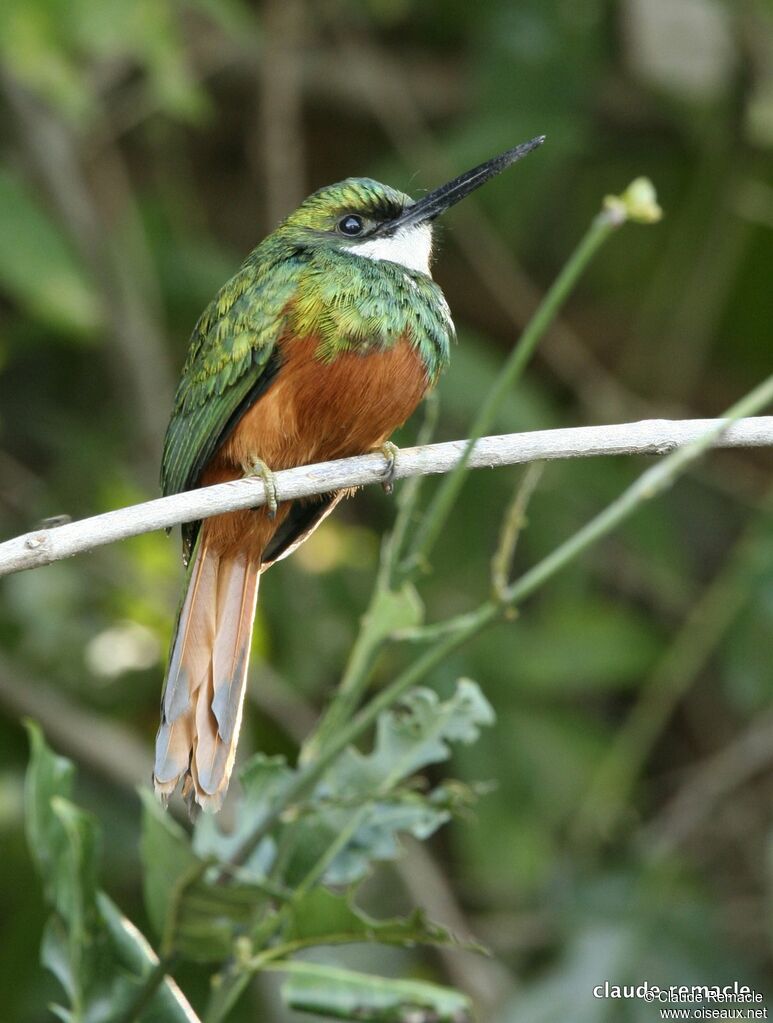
161,177 -> 453,504
155,139 -> 543,811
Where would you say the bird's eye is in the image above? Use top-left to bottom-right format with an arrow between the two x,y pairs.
337,214 -> 365,236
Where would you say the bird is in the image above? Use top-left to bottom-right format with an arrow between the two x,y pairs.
154,135 -> 545,811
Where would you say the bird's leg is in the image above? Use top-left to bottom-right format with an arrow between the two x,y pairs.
378,441 -> 399,495
242,457 -> 279,518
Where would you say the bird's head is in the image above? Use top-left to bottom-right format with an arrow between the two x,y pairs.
279,135 -> 546,277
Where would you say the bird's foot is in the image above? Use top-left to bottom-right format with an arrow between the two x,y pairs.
243,457 -> 279,518
378,441 -> 399,495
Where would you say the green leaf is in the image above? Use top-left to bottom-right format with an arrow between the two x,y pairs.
328,679 -> 495,796
286,680 -> 494,886
98,894 -> 200,1022
25,727 -> 201,1021
193,753 -> 293,872
365,583 -> 425,644
24,720 -> 76,905
140,788 -> 272,962
139,789 -> 203,941
49,796 -> 103,999
282,887 -> 481,954
280,962 -> 472,1023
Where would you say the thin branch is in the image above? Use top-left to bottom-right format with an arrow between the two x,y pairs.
1,417 -> 772,578
491,461 -> 545,600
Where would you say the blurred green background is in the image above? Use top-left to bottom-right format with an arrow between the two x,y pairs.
1,0 -> 773,1020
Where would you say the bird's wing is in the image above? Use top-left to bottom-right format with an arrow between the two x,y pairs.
161,251 -> 299,559
162,252 -> 298,499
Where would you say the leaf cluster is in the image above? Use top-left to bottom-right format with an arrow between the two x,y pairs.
25,680 -> 494,1022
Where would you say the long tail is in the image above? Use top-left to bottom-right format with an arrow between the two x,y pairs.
154,536 -> 260,811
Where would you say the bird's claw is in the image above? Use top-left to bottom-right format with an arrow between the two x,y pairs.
243,457 -> 279,518
379,441 -> 399,495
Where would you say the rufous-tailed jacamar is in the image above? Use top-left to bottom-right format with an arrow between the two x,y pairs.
155,136 -> 545,810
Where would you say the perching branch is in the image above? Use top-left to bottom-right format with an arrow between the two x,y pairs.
0,416 -> 771,579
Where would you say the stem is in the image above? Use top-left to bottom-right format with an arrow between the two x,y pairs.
299,601 -> 389,764
401,210 -> 618,577
114,955 -> 178,1023
301,397 -> 441,762
490,462 -> 545,598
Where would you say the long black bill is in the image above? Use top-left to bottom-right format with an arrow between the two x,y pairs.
376,135 -> 546,236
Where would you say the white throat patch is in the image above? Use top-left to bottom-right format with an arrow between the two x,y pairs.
352,223 -> 433,276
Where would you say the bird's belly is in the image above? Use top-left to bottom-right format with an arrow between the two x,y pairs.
200,333 -> 429,558
220,333 -> 429,470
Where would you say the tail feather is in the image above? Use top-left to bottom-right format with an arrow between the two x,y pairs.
211,555 -> 260,744
154,540 -> 261,811
162,540 -> 218,723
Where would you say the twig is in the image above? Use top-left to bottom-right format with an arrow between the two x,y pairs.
1,417 -> 772,578
491,462 -> 545,600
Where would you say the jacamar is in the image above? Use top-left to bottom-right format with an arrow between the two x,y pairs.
154,136 -> 545,810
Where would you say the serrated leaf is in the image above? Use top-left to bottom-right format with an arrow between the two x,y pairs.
327,679 -> 495,798
286,680 -> 494,885
280,962 -> 472,1023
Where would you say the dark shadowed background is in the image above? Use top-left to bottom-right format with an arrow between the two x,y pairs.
1,0 -> 772,1020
